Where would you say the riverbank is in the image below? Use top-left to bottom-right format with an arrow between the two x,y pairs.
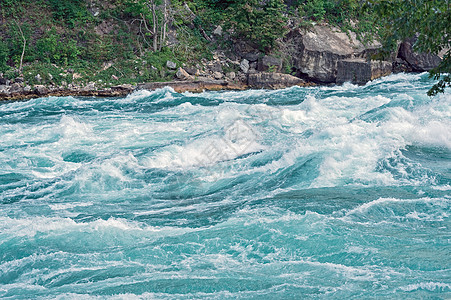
0,72 -> 320,101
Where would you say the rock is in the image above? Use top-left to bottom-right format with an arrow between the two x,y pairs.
111,84 -> 134,91
209,62 -> 223,73
240,59 -> 250,73
14,77 -> 24,83
213,71 -> 223,79
102,62 -> 113,71
73,73 -> 82,80
398,37 -> 442,71
248,72 -> 305,89
34,85 -> 48,95
336,59 -> 392,85
184,67 -> 197,75
213,25 -> 222,36
0,77 -> 9,85
166,60 -> 177,69
226,72 -> 236,80
112,74 -> 119,80
243,52 -> 261,62
0,85 -> 10,94
392,58 -> 412,73
35,74 -> 42,83
176,67 -> 193,80
48,73 -> 53,81
258,56 -> 282,72
287,25 -> 382,83
82,83 -> 96,92
23,85 -> 32,93
9,83 -> 23,93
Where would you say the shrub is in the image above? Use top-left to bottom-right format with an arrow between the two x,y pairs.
0,42 -> 9,72
35,29 -> 80,66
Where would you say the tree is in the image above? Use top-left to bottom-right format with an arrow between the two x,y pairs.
13,20 -> 26,75
206,0 -> 288,52
367,0 -> 450,96
124,0 -> 170,52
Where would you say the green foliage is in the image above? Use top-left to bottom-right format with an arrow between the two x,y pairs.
23,62 -> 70,86
0,42 -> 9,72
35,29 -> 80,66
48,0 -> 92,27
5,21 -> 33,65
367,0 -> 450,96
214,0 -> 288,52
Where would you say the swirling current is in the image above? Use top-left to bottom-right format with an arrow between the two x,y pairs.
0,73 -> 450,299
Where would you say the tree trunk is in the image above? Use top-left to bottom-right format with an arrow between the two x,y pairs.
159,0 -> 170,51
14,20 -> 26,75
152,1 -> 158,52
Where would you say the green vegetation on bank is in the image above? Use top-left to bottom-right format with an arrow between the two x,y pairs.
0,0 -> 376,86
0,0 -> 448,95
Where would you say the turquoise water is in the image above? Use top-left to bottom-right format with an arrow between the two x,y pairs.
0,73 -> 450,299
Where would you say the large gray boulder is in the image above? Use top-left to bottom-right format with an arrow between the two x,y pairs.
287,25 -> 381,83
336,59 -> 392,85
398,37 -> 442,71
248,72 -> 305,89
257,55 -> 283,72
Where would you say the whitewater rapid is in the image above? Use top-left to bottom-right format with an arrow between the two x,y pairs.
0,73 -> 450,299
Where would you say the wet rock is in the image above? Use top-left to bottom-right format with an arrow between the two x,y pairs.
398,37 -> 442,71
248,72 -> 305,89
258,56 -> 282,72
240,59 -> 249,73
336,59 -> 392,85
392,58 -> 413,73
166,60 -> 177,70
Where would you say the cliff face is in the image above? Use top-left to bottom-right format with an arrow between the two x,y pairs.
286,25 -> 382,83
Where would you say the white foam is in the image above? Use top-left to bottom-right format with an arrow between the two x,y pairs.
58,115 -> 93,139
0,216 -> 205,239
144,125 -> 264,170
344,197 -> 449,217
125,87 -> 176,102
49,202 -> 94,210
399,281 -> 451,292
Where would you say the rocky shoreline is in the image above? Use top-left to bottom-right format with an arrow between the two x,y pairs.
0,74 -> 316,101
0,25 -> 443,102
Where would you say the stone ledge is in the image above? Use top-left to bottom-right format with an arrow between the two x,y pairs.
336,59 -> 392,85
